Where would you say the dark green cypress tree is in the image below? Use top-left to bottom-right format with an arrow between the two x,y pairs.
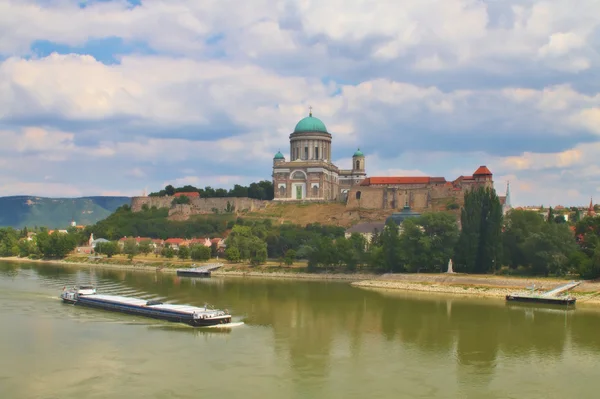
547,207 -> 554,223
455,186 -> 502,273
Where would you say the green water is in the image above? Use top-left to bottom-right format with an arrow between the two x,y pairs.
1,262 -> 600,398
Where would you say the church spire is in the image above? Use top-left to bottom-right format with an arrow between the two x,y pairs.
589,197 -> 596,216
505,181 -> 511,208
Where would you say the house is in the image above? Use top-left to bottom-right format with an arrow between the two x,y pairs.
345,222 -> 386,243
164,238 -> 186,251
188,237 -> 211,247
48,230 -> 68,235
90,238 -> 110,249
211,237 -> 226,254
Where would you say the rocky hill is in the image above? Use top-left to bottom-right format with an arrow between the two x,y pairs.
0,196 -> 131,229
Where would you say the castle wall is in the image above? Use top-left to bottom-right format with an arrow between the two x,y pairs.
345,181 -> 492,211
130,196 -> 269,214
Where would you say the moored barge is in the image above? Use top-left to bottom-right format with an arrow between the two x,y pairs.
61,286 -> 232,327
176,263 -> 223,278
505,281 -> 581,306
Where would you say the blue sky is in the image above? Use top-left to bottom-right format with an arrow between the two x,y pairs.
1,0 -> 599,206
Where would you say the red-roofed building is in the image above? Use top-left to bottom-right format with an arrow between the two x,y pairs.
188,238 -> 211,247
173,192 -> 200,198
348,165 -> 497,211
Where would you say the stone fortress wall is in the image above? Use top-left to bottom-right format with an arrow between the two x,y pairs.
346,185 -> 462,211
345,176 -> 494,212
130,196 -> 269,216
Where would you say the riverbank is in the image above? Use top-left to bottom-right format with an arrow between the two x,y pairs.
0,256 -> 374,281
352,274 -> 600,305
3,256 -> 600,304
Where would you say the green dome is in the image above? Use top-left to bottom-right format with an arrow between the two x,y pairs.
353,148 -> 364,157
274,151 -> 284,160
294,114 -> 328,133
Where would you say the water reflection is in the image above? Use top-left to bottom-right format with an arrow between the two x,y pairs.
3,261 -> 600,398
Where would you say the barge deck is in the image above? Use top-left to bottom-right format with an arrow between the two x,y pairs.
177,263 -> 223,278
61,286 -> 231,327
505,281 -> 581,306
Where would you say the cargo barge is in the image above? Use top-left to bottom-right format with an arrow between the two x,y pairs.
61,286 -> 232,327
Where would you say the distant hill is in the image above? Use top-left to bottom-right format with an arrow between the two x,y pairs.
0,196 -> 131,229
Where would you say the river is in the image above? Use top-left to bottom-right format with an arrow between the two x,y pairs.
1,261 -> 599,398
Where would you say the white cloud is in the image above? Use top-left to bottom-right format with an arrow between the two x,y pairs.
0,0 -> 599,208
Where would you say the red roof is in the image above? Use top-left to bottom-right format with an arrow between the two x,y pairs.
165,238 -> 186,245
473,165 -> 492,176
173,192 -> 200,198
361,177 -> 431,186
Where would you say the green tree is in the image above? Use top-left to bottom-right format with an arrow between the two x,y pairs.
123,238 -> 138,260
502,209 -> 545,268
454,186 -> 502,273
399,212 -> 459,273
0,228 -> 19,257
165,185 -> 176,196
547,207 -> 555,223
172,195 -> 191,205
17,239 -> 38,258
191,245 -> 211,261
382,219 -> 402,272
225,247 -> 240,262
161,245 -> 175,259
138,240 -> 153,255
284,249 -> 296,266
95,241 -> 119,258
522,223 -> 578,276
35,231 -> 77,258
178,245 -> 190,259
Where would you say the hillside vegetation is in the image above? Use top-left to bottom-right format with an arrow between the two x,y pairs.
245,202 -> 457,228
0,196 -> 130,229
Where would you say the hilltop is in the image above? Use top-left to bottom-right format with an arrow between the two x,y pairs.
0,196 -> 131,229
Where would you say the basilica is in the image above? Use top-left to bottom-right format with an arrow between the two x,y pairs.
272,111 -> 366,201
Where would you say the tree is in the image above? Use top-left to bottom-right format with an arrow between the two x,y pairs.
34,231 -> 77,258
138,240 -> 153,255
382,219 -> 402,272
522,223 -> 578,276
225,247 -> 240,263
502,209 -> 545,268
123,238 -> 138,260
165,185 -> 176,196
547,207 -> 555,223
0,228 -> 19,257
454,186 -> 502,273
399,212 -> 459,273
95,241 -> 119,258
161,245 -> 175,258
178,245 -> 190,260
172,195 -> 191,205
191,245 -> 211,261
284,249 -> 296,266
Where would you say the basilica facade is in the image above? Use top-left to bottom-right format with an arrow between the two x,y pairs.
272,111 -> 366,201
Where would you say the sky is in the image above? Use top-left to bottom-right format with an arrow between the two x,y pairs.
0,0 -> 599,206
